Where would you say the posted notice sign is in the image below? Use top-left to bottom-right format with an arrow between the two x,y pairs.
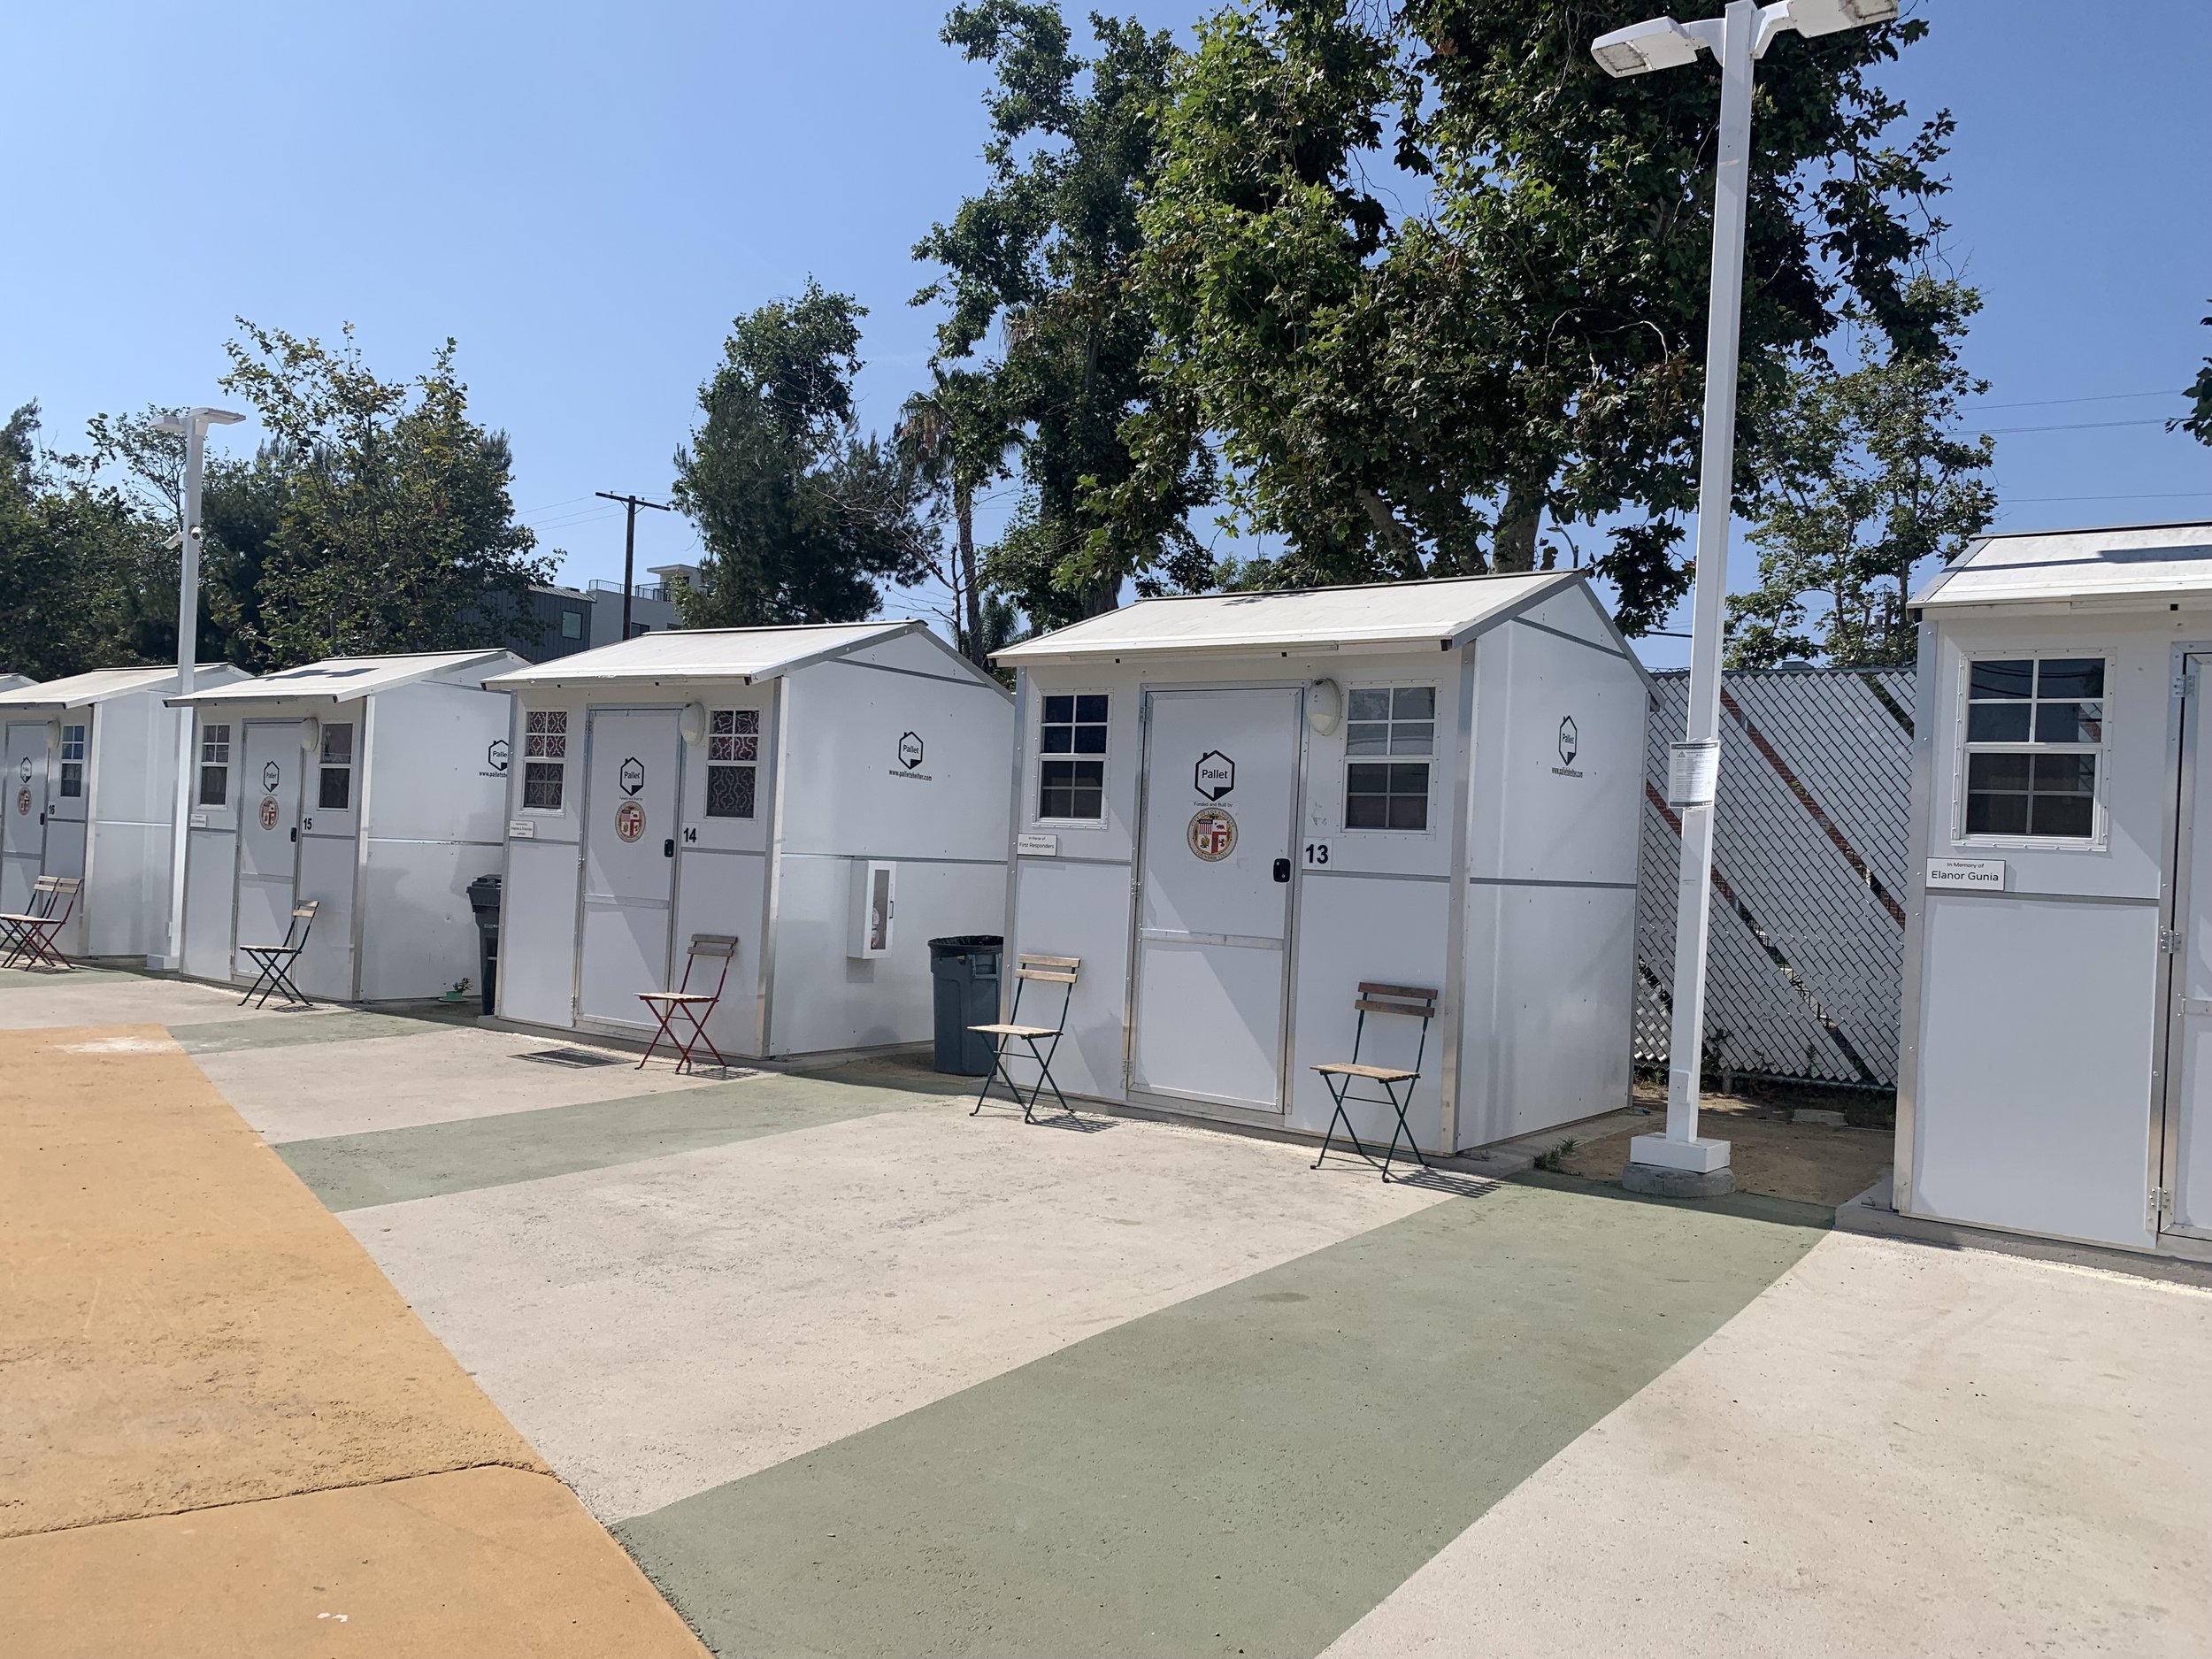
1016,833 -> 1059,857
1927,857 -> 2005,892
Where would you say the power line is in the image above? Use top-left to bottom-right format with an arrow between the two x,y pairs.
1977,416 -> 2176,434
1964,388 -> 2185,412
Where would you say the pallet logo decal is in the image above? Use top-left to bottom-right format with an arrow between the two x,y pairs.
1194,749 -> 1235,801
1188,806 -> 1236,862
618,757 -> 645,797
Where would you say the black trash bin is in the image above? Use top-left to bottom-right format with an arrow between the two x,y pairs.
465,873 -> 503,1017
928,934 -> 1003,1075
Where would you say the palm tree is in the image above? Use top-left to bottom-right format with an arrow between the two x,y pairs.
897,367 -> 1015,666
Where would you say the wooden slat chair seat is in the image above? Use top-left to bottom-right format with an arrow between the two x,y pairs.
970,955 -> 1079,1123
0,875 -> 81,972
239,901 -> 319,1009
638,934 -> 738,1074
1311,982 -> 1439,1181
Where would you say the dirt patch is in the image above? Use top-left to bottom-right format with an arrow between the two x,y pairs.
1545,1091 -> 1892,1208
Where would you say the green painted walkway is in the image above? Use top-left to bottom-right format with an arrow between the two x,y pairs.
280,1067 -> 967,1211
173,1008 -> 466,1054
615,1177 -> 1828,1659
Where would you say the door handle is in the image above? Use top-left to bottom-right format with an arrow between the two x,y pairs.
290,827 -> 297,843
1272,857 -> 1291,883
664,838 -> 675,858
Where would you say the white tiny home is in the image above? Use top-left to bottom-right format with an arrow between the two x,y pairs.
1900,520 -> 2212,1260
485,622 -> 1013,1058
1,664 -> 249,958
169,650 -> 524,1001
994,572 -> 1652,1154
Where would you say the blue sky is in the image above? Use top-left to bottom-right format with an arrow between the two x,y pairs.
4,1 -> 2207,669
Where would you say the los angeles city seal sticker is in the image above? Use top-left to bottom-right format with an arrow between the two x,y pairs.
615,800 -> 646,842
1187,806 -> 1236,862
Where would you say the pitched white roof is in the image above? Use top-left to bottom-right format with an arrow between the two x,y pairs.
483,621 -> 918,688
0,663 -> 245,710
995,572 -> 1586,662
0,675 -> 34,695
170,649 -> 518,705
1916,521 -> 2212,611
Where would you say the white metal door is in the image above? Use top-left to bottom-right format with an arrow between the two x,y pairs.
2163,654 -> 2212,1238
579,709 -> 681,1026
2,722 -> 50,915
233,722 -> 304,979
1130,687 -> 1302,1110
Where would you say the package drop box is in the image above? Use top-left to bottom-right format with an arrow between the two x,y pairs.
1899,520 -> 2212,1260
994,572 -> 1652,1154
485,622 -> 1013,1058
1,664 -> 250,958
168,650 -> 525,1001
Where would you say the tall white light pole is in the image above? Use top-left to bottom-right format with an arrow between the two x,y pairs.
150,406 -> 245,971
1593,0 -> 1897,1194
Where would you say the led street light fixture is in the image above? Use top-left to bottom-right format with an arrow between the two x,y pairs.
1777,0 -> 1899,37
1591,16 -> 1706,77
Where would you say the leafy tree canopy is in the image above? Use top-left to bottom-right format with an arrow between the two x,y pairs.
1134,0 -> 1957,633
1728,278 -> 1994,669
917,2 -> 1213,626
672,281 -> 933,626
220,321 -> 548,665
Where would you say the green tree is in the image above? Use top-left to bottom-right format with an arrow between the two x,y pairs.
898,366 -> 1019,664
916,2 -> 1212,626
672,283 -> 933,626
0,403 -> 150,679
219,322 -> 549,664
2178,303 -> 2212,446
1133,0 -> 1957,633
1728,280 -> 1995,668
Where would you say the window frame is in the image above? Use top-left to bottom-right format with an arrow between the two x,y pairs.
1034,688 -> 1110,826
1340,682 -> 1438,835
1953,650 -> 2109,849
198,722 -> 232,809
521,707 -> 570,813
316,721 -> 356,813
57,722 -> 88,799
703,707 -> 761,820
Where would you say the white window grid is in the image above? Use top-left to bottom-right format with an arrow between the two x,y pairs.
522,709 -> 567,811
706,709 -> 760,818
1343,684 -> 1435,833
1037,691 -> 1109,824
1955,653 -> 2107,846
58,723 -> 87,798
198,723 -> 231,808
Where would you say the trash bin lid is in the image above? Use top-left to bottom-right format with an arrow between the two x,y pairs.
928,934 -> 1004,956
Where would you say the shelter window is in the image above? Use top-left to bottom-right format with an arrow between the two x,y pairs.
198,724 -> 231,807
317,722 -> 355,811
1038,694 -> 1108,821
560,610 -> 583,641
1962,657 -> 2103,840
58,724 -> 87,798
706,709 -> 758,818
523,709 -> 567,810
1344,687 -> 1433,831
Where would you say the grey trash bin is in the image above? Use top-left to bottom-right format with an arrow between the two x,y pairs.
928,934 -> 1002,1075
465,873 -> 502,1017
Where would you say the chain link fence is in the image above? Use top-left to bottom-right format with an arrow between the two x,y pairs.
1636,667 -> 1915,1087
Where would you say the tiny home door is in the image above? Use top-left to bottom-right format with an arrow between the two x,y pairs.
233,721 -> 305,979
2162,652 -> 2212,1241
579,708 -> 681,1026
2,721 -> 50,914
1130,687 -> 1302,1111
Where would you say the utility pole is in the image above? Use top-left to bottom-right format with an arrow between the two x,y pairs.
595,492 -> 673,639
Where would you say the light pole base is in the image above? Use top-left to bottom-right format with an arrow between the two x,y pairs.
1624,1161 -> 1737,1199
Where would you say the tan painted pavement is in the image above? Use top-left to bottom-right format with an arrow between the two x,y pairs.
0,1024 -> 705,1658
1321,1228 -> 2212,1659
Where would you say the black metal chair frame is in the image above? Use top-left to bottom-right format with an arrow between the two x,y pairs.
637,933 -> 739,1074
969,955 -> 1079,1123
240,900 -> 319,1008
0,874 -> 81,972
1311,981 -> 1438,1181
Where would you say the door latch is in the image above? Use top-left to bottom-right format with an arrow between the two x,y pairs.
663,838 -> 675,858
1271,857 -> 1291,883
289,826 -> 297,843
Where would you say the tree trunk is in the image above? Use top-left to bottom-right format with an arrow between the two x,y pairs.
956,482 -> 984,665
1491,470 -> 1548,572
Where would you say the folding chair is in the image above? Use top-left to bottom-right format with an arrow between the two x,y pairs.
0,875 -> 81,971
638,933 -> 738,1074
970,955 -> 1079,1123
239,900 -> 319,1008
1311,982 -> 1438,1181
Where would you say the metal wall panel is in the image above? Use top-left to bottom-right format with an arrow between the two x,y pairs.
1636,667 -> 1915,1086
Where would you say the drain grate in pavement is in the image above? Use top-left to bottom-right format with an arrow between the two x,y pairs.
515,1047 -> 626,1068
